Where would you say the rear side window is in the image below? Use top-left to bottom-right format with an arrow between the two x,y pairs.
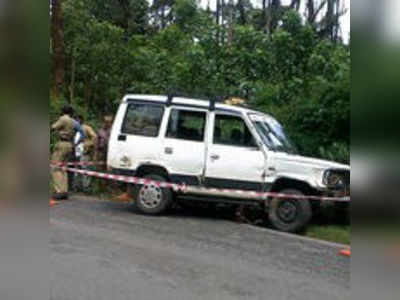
214,114 -> 256,147
166,109 -> 206,142
121,102 -> 164,137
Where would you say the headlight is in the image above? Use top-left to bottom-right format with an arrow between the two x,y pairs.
323,170 -> 345,189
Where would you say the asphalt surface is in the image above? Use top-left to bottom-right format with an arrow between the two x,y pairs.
50,195 -> 350,300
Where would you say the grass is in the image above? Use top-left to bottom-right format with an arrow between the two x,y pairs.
304,225 -> 350,245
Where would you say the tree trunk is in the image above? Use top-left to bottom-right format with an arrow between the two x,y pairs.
216,0 -> 220,26
262,0 -> 267,33
334,0 -> 341,41
227,0 -> 234,47
117,0 -> 131,31
322,0 -> 338,41
85,80 -> 92,107
216,0 -> 221,46
266,0 -> 272,35
69,47 -> 76,104
290,0 -> 300,11
221,0 -> 225,25
238,0 -> 247,25
308,0 -> 328,24
51,0 -> 65,100
161,7 -> 165,29
307,0 -> 315,24
221,0 -> 226,44
327,0 -> 335,40
270,0 -> 281,31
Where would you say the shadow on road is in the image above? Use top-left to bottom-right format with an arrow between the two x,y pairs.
107,198 -> 349,231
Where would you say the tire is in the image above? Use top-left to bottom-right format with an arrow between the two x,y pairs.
134,174 -> 172,215
268,189 -> 312,233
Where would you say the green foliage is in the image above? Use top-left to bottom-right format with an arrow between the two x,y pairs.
173,0 -> 199,31
87,0 -> 150,35
54,5 -> 349,163
305,225 -> 350,245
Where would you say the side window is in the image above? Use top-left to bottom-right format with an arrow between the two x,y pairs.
214,114 -> 257,147
121,103 -> 164,137
166,109 -> 206,142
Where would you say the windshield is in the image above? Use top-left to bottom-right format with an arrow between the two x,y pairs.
250,114 -> 297,154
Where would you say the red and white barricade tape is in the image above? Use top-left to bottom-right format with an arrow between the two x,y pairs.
50,163 -> 350,202
58,166 -> 186,192
51,161 -> 106,167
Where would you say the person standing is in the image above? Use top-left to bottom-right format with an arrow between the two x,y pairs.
74,115 -> 97,191
95,115 -> 130,202
96,115 -> 113,167
51,105 -> 86,200
79,115 -> 98,160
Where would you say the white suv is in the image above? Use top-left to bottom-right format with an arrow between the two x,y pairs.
108,94 -> 350,232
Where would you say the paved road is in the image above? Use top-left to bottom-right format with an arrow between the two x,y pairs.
50,195 -> 350,300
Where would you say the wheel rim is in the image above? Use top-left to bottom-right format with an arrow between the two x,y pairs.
277,200 -> 298,223
139,184 -> 163,209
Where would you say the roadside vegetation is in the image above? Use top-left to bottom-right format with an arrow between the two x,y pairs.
305,225 -> 350,245
51,0 -> 350,164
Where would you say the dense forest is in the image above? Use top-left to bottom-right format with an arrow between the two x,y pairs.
50,0 -> 350,163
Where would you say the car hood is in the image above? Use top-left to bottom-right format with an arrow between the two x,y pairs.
272,152 -> 350,171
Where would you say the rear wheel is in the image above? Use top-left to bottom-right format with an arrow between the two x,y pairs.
268,189 -> 312,233
134,174 -> 172,215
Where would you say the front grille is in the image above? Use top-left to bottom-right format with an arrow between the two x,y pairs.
332,170 -> 350,196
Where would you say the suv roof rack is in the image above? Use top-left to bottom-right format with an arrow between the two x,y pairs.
166,93 -> 226,111
166,94 -> 174,107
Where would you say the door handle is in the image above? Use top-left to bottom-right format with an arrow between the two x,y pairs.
210,154 -> 220,160
165,147 -> 173,155
118,134 -> 127,141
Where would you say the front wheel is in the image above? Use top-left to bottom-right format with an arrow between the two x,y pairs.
268,189 -> 312,233
134,174 -> 173,215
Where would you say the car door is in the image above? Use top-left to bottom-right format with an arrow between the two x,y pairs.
204,112 -> 266,191
108,101 -> 165,171
161,107 -> 208,186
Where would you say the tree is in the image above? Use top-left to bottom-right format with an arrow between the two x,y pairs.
270,0 -> 282,32
262,0 -> 267,33
89,0 -> 149,35
237,0 -> 248,25
52,0 -> 350,163
151,0 -> 175,30
305,0 -> 347,42
51,0 -> 65,99
319,0 -> 344,42
173,0 -> 199,32
290,0 -> 301,11
261,0 -> 283,34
